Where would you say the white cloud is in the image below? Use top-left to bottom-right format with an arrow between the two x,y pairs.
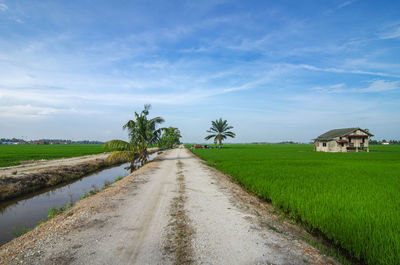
0,104 -> 60,119
337,1 -> 355,9
311,83 -> 346,93
360,80 -> 399,92
311,80 -> 399,93
180,47 -> 209,53
0,3 -> 8,12
324,1 -> 355,15
296,64 -> 400,78
330,83 -> 345,89
0,80 -> 251,112
379,26 -> 400,40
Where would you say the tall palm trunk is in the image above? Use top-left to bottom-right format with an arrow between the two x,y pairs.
138,142 -> 148,166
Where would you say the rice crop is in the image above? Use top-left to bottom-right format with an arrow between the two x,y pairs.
0,144 -> 105,167
192,144 -> 400,265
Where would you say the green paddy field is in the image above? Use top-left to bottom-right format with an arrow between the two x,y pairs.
0,144 -> 105,167
191,144 -> 400,265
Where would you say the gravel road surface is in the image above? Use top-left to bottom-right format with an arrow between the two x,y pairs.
0,147 -> 335,265
0,153 -> 110,177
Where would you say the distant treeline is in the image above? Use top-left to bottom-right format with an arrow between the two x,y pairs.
370,139 -> 400,145
1,138 -> 104,145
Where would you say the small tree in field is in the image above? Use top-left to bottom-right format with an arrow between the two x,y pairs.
205,118 -> 235,148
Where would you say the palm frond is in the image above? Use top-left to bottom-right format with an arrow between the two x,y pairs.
205,134 -> 217,140
224,131 -> 236,138
123,120 -> 135,130
104,140 -> 134,151
150,116 -> 165,124
107,151 -> 137,163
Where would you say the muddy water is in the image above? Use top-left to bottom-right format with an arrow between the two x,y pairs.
0,153 -> 159,246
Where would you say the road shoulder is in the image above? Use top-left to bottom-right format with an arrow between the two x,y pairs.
0,151 -> 168,265
185,149 -> 337,265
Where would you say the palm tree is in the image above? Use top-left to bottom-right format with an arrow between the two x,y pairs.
105,104 -> 165,171
205,118 -> 235,148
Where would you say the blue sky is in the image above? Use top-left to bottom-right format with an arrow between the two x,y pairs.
0,0 -> 399,143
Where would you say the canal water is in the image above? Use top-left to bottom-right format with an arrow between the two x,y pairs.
0,152 -> 159,246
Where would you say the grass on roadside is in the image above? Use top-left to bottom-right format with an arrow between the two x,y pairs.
191,144 -> 400,265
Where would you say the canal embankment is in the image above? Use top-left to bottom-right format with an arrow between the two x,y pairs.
0,148 -> 159,201
0,149 -> 161,246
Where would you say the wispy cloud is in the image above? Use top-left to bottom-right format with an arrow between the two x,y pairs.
1,1 -> 399,141
296,64 -> 400,78
0,3 -> 23,23
360,80 -> 400,92
226,19 -> 305,52
0,104 -> 61,119
0,67 -> 272,110
379,26 -> 400,40
324,1 -> 355,14
312,80 -> 399,93
0,3 -> 8,12
337,1 -> 355,9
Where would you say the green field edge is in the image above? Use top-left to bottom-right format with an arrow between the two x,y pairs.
188,148 -> 363,265
0,144 -> 106,168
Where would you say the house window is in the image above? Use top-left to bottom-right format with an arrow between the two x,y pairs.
339,137 -> 342,140
322,142 -> 327,147
341,143 -> 344,147
362,138 -> 365,143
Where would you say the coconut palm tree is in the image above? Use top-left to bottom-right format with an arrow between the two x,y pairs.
105,104 -> 165,171
205,118 -> 235,148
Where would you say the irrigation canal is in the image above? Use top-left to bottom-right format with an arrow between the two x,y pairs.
0,152 -> 160,246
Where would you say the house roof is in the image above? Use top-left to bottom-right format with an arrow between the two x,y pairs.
315,127 -> 373,141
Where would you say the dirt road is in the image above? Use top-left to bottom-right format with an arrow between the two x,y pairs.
0,154 -> 110,176
0,148 -> 334,265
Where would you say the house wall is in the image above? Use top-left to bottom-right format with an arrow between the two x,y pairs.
348,130 -> 369,148
315,140 -> 345,152
315,129 -> 371,153
315,141 -> 328,152
333,137 -> 348,152
315,138 -> 353,152
328,140 -> 338,152
350,137 -> 361,147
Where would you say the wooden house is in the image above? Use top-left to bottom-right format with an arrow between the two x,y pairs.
314,128 -> 373,152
